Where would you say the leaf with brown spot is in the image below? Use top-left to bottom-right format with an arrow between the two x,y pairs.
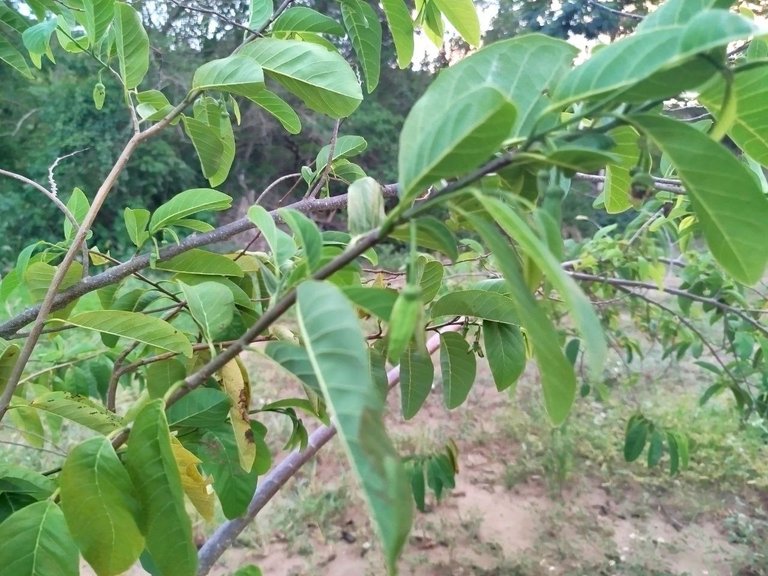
218,358 -> 256,471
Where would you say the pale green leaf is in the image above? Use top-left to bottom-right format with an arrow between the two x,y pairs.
113,2 -> 149,89
154,249 -> 244,277
239,38 -> 363,118
417,258 -> 443,303
0,338 -> 21,395
247,204 -> 297,267
124,208 -> 150,248
21,18 -> 57,68
29,391 -> 122,434
182,115 -> 224,183
178,281 -> 235,342
341,0 -> 382,93
0,501 -> 78,576
433,0 -> 481,46
192,55 -> 265,100
272,7 -> 344,35
80,0 -> 114,44
603,126 -> 641,214
249,0 -> 273,30
63,187 -> 89,241
60,437 -> 144,576
296,281 -> 412,569
149,188 -> 232,233
52,311 -> 193,357
125,400 -> 197,576
700,64 -> 768,166
315,135 -> 367,172
279,208 -> 323,271
554,10 -> 758,106
348,177 -> 386,236
265,341 -> 321,394
631,113 -> 768,284
381,0 -> 414,68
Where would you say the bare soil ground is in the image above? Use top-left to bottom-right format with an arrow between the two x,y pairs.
201,351 -> 768,576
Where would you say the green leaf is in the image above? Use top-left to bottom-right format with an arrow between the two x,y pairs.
185,424 -> 265,519
417,257 -> 444,303
113,2 -> 149,89
192,54 -> 265,100
124,208 -> 150,248
440,332 -> 476,409
603,126 -> 642,214
29,391 -> 122,434
0,338 -> 21,394
463,211 -> 575,425
296,281 -> 412,569
24,261 -> 83,304
399,342 -> 434,420
315,135 -> 368,171
60,437 -> 144,576
146,358 -> 186,398
247,205 -> 297,267
248,0 -> 273,30
389,217 -> 459,261
167,388 -> 231,428
432,0 -> 481,46
21,18 -> 57,69
125,400 -> 197,576
399,85 -> 515,201
149,188 -> 232,233
554,10 -> 757,106
52,311 -> 193,357
279,208 -> 323,271
61,187 -> 88,241
387,287 -> 423,363
178,281 -> 235,342
0,463 -> 55,500
624,415 -> 648,462
474,194 -> 607,378
348,177 -> 386,236
136,89 -> 174,122
342,286 -> 398,321
272,7 -> 344,35
80,0 -> 114,44
341,0 -> 382,93
0,501 -> 78,576
182,115 -> 226,185
381,0 -> 414,68
631,114 -> 768,284
0,31 -> 32,78
483,321 -> 526,392
636,0 -> 727,31
239,38 -> 363,118
154,249 -> 244,277
247,89 -> 301,134
430,290 -> 519,324
700,64 -> 768,166
647,429 -> 664,467
233,566 -> 263,576
264,341 -> 321,394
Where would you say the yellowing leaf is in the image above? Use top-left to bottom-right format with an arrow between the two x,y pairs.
218,358 -> 256,471
171,437 -> 215,522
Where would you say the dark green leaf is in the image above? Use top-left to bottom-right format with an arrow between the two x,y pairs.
440,332 -> 476,409
624,415 -> 648,462
483,321 -> 526,392
341,0 -> 382,92
400,342 -> 434,420
167,388 -> 231,428
272,7 -> 344,35
113,2 -> 149,89
431,290 -> 519,324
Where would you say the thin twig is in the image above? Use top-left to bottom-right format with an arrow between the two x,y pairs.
166,0 -> 260,35
0,439 -> 67,457
586,0 -> 644,20
573,172 -> 685,194
254,173 -> 302,205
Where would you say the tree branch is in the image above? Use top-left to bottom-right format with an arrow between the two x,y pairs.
196,324 -> 461,575
0,186 -> 399,340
